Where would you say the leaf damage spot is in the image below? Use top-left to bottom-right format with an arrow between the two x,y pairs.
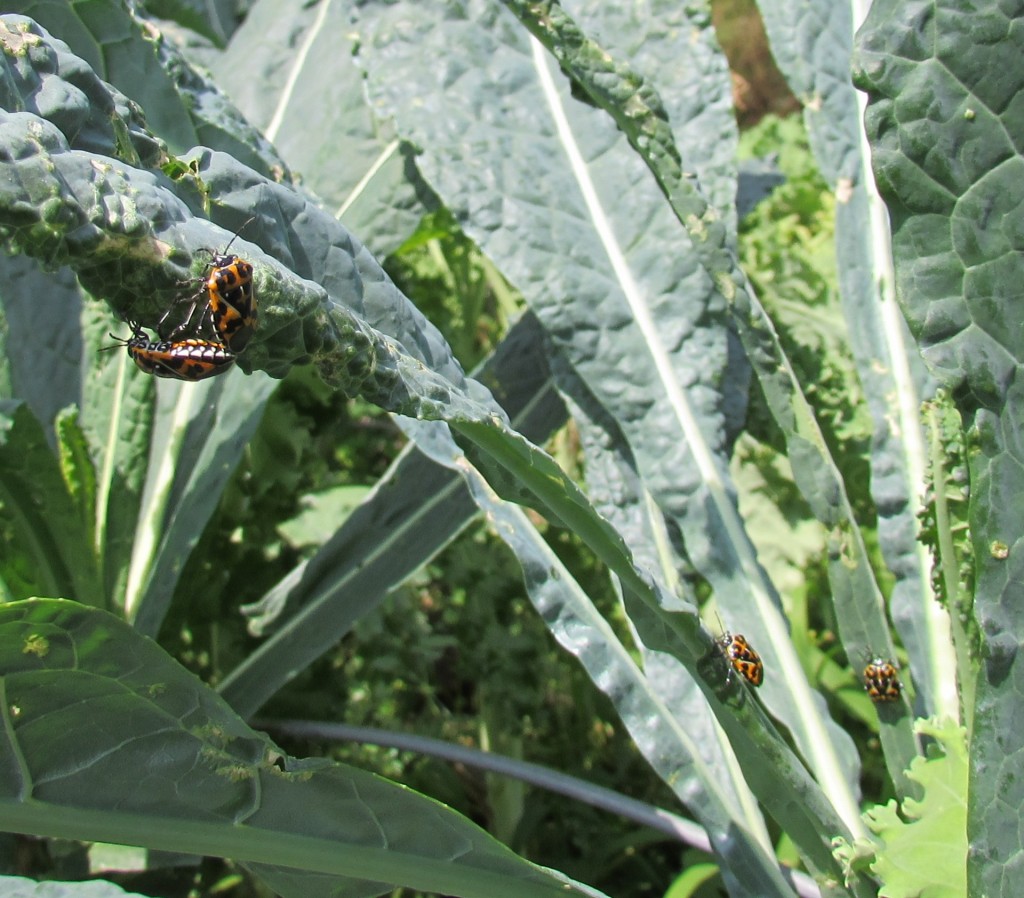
22,633 -> 49,657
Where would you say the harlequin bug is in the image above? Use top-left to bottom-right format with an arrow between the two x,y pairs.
204,250 -> 256,352
159,221 -> 257,353
107,325 -> 235,382
718,632 -> 764,688
862,656 -> 902,703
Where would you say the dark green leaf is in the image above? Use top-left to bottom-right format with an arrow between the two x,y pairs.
758,0 -> 937,786
54,405 -> 96,544
0,256 -> 82,442
219,313 -> 569,716
0,402 -> 99,602
355,0 -> 866,855
0,598 -> 610,898
211,0 -> 433,257
854,2 -> 1024,893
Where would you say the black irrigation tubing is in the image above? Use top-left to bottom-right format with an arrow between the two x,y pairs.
256,719 -> 821,898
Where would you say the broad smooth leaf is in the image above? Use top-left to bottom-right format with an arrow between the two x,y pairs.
0,598 -> 611,898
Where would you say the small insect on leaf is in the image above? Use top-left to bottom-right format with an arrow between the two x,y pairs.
161,220 -> 259,353
719,632 -> 764,688
106,325 -> 236,382
862,657 -> 902,703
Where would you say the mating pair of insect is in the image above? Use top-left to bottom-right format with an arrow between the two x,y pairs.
110,232 -> 256,382
717,631 -> 903,704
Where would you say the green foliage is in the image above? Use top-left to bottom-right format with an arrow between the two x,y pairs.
834,717 -> 967,898
0,401 -> 101,604
918,392 -> 973,635
0,0 -> 1003,896
386,209 -> 524,370
160,368 -> 394,670
735,113 -> 877,610
855,2 -> 1023,892
298,528 -> 685,895
732,118 -> 896,777
0,598 -> 588,898
738,116 -> 872,499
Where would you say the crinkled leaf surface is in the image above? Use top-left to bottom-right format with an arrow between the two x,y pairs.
0,15 -> 488,409
211,0 -> 432,258
8,0 -> 287,172
0,599 -> 610,898
862,718 -> 967,898
562,1 -> 740,230
354,0 -> 863,839
7,0 -> 198,150
853,2 -> 1024,895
